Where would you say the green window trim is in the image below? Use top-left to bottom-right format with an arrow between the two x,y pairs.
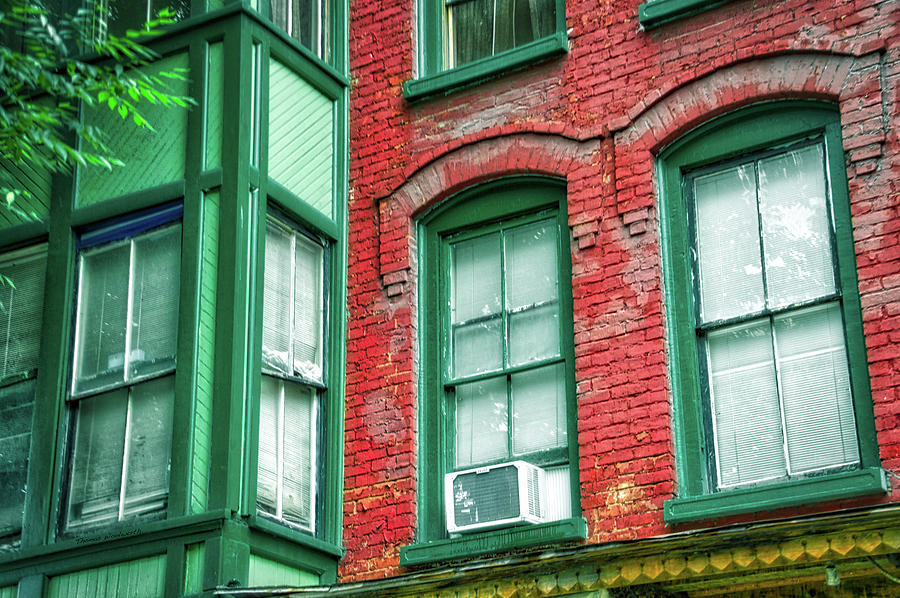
637,0 -> 735,29
410,177 -> 582,562
657,101 -> 884,523
405,0 -> 568,102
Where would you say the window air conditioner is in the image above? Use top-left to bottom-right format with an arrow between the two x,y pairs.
444,460 -> 547,534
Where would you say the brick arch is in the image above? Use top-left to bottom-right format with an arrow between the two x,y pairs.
612,50 -> 885,217
375,132 -> 605,294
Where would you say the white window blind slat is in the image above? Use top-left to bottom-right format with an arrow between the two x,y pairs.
511,363 -> 566,455
695,165 -> 765,323
455,376 -> 508,468
262,221 -> 294,374
257,376 -> 280,516
451,234 -> 502,323
282,381 -> 316,529
0,379 -> 35,535
0,247 -> 47,379
292,236 -> 323,381
504,219 -> 557,310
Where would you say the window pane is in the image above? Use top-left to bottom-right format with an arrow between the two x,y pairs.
0,379 -> 35,538
707,320 -> 785,487
0,247 -> 46,379
269,0 -> 330,60
508,303 -> 559,366
452,317 -> 503,377
282,381 -> 316,529
263,221 -> 294,374
104,0 -> 190,38
447,0 -> 555,67
130,225 -> 181,380
775,303 -> 859,474
512,363 -> 566,455
293,235 -> 323,382
505,219 -> 557,309
67,389 -> 128,530
759,144 -> 836,308
455,376 -> 508,468
451,233 -> 501,323
122,376 -> 174,518
694,165 -> 765,323
74,243 -> 131,395
257,376 -> 280,517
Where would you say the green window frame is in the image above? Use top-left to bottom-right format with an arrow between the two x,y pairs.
61,203 -> 183,535
256,211 -> 328,536
401,177 -> 585,566
637,0 -> 734,28
403,0 -> 568,101
0,243 -> 47,551
658,102 -> 887,524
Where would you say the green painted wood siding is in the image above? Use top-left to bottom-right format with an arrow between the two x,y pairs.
47,555 -> 166,598
0,157 -> 51,228
206,43 -> 224,170
268,60 -> 334,218
247,554 -> 318,587
192,191 -> 219,513
78,53 -> 189,206
183,542 -> 205,595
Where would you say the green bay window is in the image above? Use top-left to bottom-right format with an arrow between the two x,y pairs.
402,178 -> 585,566
257,213 -> 326,534
64,205 -> 182,533
0,244 -> 47,549
660,102 -> 887,523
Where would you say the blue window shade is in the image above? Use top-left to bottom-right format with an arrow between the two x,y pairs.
78,203 -> 183,248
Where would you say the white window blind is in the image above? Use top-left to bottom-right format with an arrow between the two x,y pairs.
693,143 -> 859,489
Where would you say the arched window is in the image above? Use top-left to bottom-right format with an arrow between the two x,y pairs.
658,102 -> 886,523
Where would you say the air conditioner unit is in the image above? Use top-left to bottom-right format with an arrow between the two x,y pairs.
444,460 -> 547,534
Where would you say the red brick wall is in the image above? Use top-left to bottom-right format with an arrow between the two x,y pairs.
343,0 -> 900,581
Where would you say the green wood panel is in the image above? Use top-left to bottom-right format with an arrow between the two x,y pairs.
183,542 -> 205,595
206,43 -> 224,170
0,586 -> 15,598
78,53 -> 189,206
191,191 -> 219,514
268,59 -> 334,219
247,554 -> 318,587
0,156 -> 51,228
47,555 -> 166,598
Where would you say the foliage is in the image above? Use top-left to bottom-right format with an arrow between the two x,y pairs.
0,0 -> 193,294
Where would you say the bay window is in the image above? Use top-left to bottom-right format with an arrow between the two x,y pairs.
268,0 -> 332,62
257,214 -> 325,533
64,206 -> 181,532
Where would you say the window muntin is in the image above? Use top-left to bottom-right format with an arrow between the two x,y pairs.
269,0 -> 332,62
445,215 -> 567,472
689,141 -> 859,489
443,0 -> 555,69
258,214 -> 325,533
64,213 -> 181,533
0,244 -> 47,546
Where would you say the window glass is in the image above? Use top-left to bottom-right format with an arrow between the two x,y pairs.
691,142 -> 858,490
65,214 -> 181,533
444,0 -> 555,68
0,245 -> 47,547
97,0 -> 190,39
269,0 -> 332,62
258,214 -> 325,533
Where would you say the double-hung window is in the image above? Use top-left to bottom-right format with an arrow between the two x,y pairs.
257,214 -> 325,533
0,244 -> 47,548
660,102 -> 886,523
403,178 -> 584,566
405,0 -> 567,100
268,0 -> 332,62
64,205 -> 182,532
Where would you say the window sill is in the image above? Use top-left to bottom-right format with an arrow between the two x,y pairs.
403,32 -> 568,103
638,0 -> 734,28
664,467 -> 889,524
247,514 -> 344,558
399,517 -> 587,567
